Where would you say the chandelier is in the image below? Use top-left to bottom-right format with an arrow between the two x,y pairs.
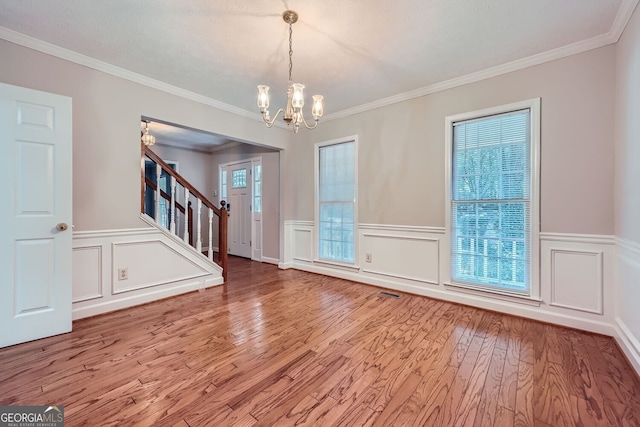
141,120 -> 156,146
257,10 -> 324,133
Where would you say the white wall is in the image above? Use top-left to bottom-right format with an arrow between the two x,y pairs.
614,3 -> 640,372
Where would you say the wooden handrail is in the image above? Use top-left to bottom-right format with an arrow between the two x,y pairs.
144,145 -> 221,216
142,144 -> 228,282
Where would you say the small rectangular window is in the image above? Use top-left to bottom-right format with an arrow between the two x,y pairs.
232,169 -> 246,188
220,168 -> 227,202
254,164 -> 262,213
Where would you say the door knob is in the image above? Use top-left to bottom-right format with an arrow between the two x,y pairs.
56,223 -> 68,231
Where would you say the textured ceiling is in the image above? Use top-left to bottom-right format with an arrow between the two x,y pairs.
0,0 -> 634,121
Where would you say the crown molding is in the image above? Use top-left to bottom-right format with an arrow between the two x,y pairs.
325,0 -> 640,121
324,32 -> 625,121
0,26 -> 267,123
2,0 -> 638,124
611,0 -> 640,41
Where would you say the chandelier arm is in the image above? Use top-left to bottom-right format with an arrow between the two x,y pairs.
262,108 -> 285,127
300,114 -> 319,130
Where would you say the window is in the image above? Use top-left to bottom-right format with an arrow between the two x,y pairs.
316,138 -> 357,264
220,168 -> 227,202
254,164 -> 261,213
232,169 -> 246,188
446,99 -> 539,296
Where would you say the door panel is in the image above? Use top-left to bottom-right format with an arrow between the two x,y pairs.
228,162 -> 252,258
0,82 -> 73,347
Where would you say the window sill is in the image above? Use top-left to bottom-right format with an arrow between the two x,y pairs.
314,259 -> 360,272
444,281 -> 542,307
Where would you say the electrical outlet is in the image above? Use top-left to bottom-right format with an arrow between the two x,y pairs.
365,253 -> 372,263
117,267 -> 128,280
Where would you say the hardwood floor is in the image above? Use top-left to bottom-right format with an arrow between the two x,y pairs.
1,257 -> 639,426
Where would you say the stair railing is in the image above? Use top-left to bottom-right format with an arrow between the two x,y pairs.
142,144 -> 228,282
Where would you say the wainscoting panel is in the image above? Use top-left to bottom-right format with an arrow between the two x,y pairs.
72,224 -> 223,320
361,233 -> 439,284
615,238 -> 640,374
111,239 -> 210,294
549,249 -> 603,314
293,225 -> 313,262
72,245 -> 103,303
540,234 -> 613,318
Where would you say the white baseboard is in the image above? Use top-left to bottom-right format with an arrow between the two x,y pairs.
261,256 -> 280,265
288,259 -> 616,336
614,237 -> 640,374
615,317 -> 640,374
72,276 -> 223,319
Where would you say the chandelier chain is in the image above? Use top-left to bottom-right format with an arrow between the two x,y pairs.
288,22 -> 293,83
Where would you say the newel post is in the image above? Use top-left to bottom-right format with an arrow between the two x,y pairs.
219,200 -> 228,282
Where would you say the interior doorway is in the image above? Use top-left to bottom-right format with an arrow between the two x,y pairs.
220,157 -> 263,261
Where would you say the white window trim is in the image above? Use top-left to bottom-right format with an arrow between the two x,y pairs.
314,135 -> 359,268
444,98 -> 541,300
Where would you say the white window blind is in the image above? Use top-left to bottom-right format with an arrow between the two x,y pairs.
451,109 -> 531,293
318,141 -> 355,263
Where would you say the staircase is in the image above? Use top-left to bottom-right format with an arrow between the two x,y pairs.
142,144 -> 229,281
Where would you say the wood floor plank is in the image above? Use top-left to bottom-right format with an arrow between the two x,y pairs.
515,361 -> 534,427
1,256 -> 638,426
474,344 -> 507,426
498,327 -> 521,411
495,406 -> 515,427
439,334 -> 485,425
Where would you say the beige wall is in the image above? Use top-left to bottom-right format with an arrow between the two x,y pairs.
0,38 -> 290,232
288,45 -> 616,235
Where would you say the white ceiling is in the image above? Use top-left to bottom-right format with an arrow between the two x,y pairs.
0,0 -> 636,127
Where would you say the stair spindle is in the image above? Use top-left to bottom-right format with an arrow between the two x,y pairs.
183,189 -> 190,244
155,163 -> 162,224
170,176 -> 176,234
196,198 -> 202,253
208,208 -> 213,262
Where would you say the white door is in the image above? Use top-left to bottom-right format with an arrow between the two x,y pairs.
0,82 -> 73,348
228,162 -> 252,258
